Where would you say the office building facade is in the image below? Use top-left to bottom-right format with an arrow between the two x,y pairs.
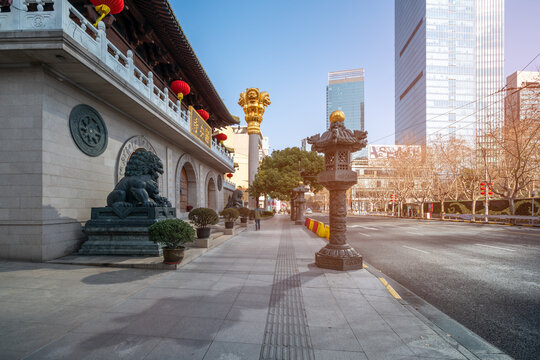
395,0 -> 504,147
326,69 -> 365,131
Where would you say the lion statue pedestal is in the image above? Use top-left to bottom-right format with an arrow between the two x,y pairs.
79,150 -> 176,256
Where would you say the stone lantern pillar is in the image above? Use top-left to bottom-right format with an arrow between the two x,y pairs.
293,183 -> 308,225
307,111 -> 367,271
290,191 -> 296,221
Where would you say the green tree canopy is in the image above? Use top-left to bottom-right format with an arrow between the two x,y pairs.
248,147 -> 324,201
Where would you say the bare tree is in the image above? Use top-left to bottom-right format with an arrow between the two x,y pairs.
486,79 -> 540,214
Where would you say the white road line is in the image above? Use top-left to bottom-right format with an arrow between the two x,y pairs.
402,245 -> 430,254
358,232 -> 371,237
358,226 -> 378,230
406,231 -> 423,236
475,244 -> 516,252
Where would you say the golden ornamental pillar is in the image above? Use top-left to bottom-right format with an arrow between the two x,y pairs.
238,88 -> 271,207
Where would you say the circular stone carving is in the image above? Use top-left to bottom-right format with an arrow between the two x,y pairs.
217,175 -> 223,191
69,104 -> 108,157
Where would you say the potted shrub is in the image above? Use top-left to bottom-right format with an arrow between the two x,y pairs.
220,208 -> 239,229
148,219 -> 195,264
238,207 -> 250,224
188,207 -> 219,239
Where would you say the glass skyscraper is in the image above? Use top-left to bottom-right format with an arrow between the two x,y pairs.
326,69 -> 365,131
395,0 -> 504,147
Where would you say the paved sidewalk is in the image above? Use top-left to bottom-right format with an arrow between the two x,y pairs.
0,215 -> 510,359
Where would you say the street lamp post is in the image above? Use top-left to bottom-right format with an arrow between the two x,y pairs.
307,110 -> 367,271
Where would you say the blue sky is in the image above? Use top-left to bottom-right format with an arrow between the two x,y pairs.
172,0 -> 540,151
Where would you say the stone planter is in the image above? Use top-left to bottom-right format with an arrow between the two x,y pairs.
240,217 -> 248,223
162,247 -> 185,264
196,227 -> 211,239
225,221 -> 234,229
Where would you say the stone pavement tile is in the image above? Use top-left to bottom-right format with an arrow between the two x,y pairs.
167,316 -> 223,341
240,282 -> 273,295
72,311 -> 145,334
214,319 -> 266,344
196,290 -> 239,305
247,273 -> 274,283
209,279 -> 245,292
404,334 -> 468,359
202,341 -> 262,360
131,287 -> 205,301
0,322 -> 69,358
354,328 -> 416,360
354,276 -> 389,290
176,279 -> 220,290
33,305 -> 105,328
314,349 -> 368,360
233,291 -> 271,308
24,332 -> 160,360
107,298 -> 159,314
365,295 -> 409,316
325,273 -> 360,289
309,326 -> 363,352
119,313 -> 182,337
300,274 -> 331,288
305,307 -> 350,328
144,338 -> 211,360
226,306 -> 269,322
175,300 -> 233,319
349,313 -> 392,333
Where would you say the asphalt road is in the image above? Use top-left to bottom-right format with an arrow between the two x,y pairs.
312,214 -> 540,360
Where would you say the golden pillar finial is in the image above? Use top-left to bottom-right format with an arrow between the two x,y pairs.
238,88 -> 271,135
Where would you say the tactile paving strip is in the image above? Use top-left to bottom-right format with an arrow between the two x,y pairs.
260,222 -> 315,360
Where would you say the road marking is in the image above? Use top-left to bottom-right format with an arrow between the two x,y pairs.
350,225 -> 378,230
379,277 -> 402,300
499,230 -> 540,237
406,231 -> 423,236
358,232 -> 371,237
402,245 -> 430,254
362,264 -> 368,268
474,244 -> 516,252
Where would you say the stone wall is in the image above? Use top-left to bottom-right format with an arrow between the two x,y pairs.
0,68 -> 228,261
0,66 -> 44,261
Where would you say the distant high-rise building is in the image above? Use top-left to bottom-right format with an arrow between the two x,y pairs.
505,71 -> 540,122
326,69 -> 365,131
395,0 -> 504,147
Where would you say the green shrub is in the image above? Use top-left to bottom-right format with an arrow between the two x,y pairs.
238,207 -> 251,218
188,207 -> 219,229
448,202 -> 469,214
220,208 -> 239,221
262,210 -> 273,216
148,219 -> 195,249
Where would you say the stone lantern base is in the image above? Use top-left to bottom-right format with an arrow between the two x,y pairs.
315,243 -> 363,271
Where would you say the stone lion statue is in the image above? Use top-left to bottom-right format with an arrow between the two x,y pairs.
225,189 -> 244,209
107,150 -> 171,208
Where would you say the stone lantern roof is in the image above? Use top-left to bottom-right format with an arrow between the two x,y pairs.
307,111 -> 367,153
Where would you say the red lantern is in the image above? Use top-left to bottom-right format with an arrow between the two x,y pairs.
215,133 -> 227,142
227,173 -> 233,179
196,109 -> 209,121
90,0 -> 124,27
171,80 -> 190,101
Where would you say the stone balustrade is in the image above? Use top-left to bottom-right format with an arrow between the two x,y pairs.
0,0 -> 234,167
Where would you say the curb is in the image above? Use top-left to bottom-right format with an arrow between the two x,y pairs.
362,214 -> 540,228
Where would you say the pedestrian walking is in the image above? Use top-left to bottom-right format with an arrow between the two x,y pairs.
254,207 -> 261,231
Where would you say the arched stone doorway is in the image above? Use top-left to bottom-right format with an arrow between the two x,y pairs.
176,154 -> 199,214
179,162 -> 197,212
207,178 -> 217,211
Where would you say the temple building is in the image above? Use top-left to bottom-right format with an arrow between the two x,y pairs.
0,0 -> 238,261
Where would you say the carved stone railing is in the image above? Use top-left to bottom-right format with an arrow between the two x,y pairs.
0,0 -> 233,168
223,180 -> 236,191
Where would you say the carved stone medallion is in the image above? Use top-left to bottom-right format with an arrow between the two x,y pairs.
69,104 -> 108,157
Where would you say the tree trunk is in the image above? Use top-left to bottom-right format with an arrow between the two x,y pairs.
420,202 -> 425,217
509,197 -> 515,215
472,199 -> 477,220
441,198 -> 445,214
